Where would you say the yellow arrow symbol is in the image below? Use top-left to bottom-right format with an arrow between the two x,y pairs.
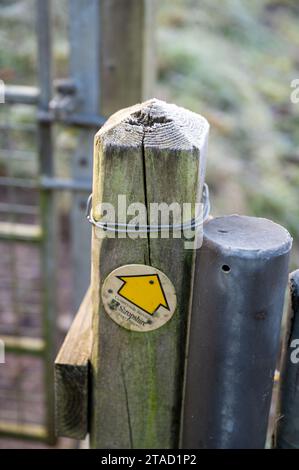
117,274 -> 170,315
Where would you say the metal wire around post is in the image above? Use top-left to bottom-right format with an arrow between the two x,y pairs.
86,183 -> 211,233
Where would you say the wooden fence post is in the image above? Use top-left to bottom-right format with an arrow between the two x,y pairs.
275,270 -> 299,448
89,99 -> 209,448
55,99 -> 209,446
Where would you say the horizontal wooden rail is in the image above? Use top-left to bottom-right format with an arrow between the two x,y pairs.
55,287 -> 92,439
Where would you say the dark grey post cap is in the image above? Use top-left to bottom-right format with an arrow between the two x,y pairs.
204,215 -> 292,258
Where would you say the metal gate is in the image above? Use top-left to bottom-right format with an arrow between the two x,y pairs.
0,0 -> 106,444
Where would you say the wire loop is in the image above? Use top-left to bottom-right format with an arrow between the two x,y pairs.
86,183 -> 211,233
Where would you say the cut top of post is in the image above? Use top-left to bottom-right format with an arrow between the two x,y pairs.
204,215 -> 292,258
92,98 -> 210,222
95,98 -> 209,151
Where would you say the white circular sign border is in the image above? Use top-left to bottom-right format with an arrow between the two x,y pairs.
101,264 -> 177,332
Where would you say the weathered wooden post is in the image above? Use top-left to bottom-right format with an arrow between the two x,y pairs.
275,270 -> 299,448
182,215 -> 292,449
55,99 -> 209,448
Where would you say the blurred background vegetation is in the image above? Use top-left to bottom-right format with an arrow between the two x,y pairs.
157,0 -> 299,269
0,0 -> 298,266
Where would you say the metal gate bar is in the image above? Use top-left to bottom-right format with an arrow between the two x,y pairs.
0,0 -> 54,444
69,0 -> 102,310
36,0 -> 56,445
0,0 -> 104,444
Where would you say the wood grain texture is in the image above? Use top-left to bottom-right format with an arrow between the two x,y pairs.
55,287 -> 92,439
90,99 -> 209,449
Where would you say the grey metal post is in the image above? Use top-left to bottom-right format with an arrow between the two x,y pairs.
68,0 -> 101,310
36,0 -> 56,444
276,270 -> 299,448
182,215 -> 292,449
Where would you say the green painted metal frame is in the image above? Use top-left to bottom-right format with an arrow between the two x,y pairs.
0,0 -> 105,444
0,0 -> 56,445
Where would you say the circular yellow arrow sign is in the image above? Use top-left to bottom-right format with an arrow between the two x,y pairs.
102,264 -> 177,332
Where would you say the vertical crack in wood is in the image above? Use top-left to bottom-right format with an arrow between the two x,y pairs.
121,360 -> 134,448
141,131 -> 151,266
